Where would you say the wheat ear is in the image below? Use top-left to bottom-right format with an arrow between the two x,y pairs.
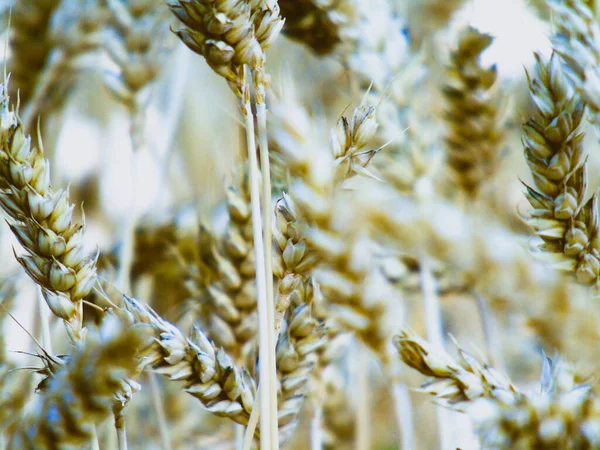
21,0 -> 107,131
277,0 -> 357,55
395,330 -> 600,448
123,296 -> 258,425
521,52 -> 600,290
7,0 -> 61,111
187,169 -> 259,368
549,0 -> 600,124
166,2 -> 284,445
444,26 -> 504,197
0,79 -> 97,342
8,314 -> 150,450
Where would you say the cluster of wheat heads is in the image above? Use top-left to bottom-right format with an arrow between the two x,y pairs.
6,0 -> 600,449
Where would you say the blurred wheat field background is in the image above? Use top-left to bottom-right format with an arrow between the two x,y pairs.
2,0 -> 600,449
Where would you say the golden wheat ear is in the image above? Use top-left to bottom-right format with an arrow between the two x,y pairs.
0,77 -> 97,342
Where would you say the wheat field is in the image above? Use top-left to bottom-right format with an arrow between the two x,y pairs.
2,0 -> 600,449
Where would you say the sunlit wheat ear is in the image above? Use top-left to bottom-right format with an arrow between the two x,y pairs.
277,0 -> 357,55
394,330 -> 600,448
0,79 -> 97,342
521,52 -> 600,291
549,0 -> 600,125
443,26 -> 504,197
123,296 -> 258,427
166,0 -> 283,97
7,0 -> 61,110
8,314 -> 151,450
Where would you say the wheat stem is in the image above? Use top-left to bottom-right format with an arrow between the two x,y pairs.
254,73 -> 278,450
310,400 -> 324,450
419,257 -> 453,450
392,383 -> 415,450
242,389 -> 261,450
150,373 -> 172,450
242,65 -> 272,450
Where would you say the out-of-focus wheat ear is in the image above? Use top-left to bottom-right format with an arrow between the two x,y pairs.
8,314 -> 151,450
549,0 -> 600,125
7,0 -> 61,110
104,0 -> 175,150
393,329 -> 521,408
404,0 -> 466,46
277,0 -> 357,55
443,26 -> 504,198
0,276 -> 34,440
186,168 -> 259,369
275,278 -> 327,444
521,52 -> 600,292
21,0 -> 108,131
0,78 -> 97,342
395,330 -> 600,448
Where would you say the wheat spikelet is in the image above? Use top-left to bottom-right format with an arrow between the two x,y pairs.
0,80 -> 97,340
123,296 -> 257,426
395,330 -> 600,448
8,314 -> 150,450
104,0 -> 173,105
7,0 -> 61,109
394,329 -> 520,408
186,170 -> 259,368
277,0 -> 357,55
276,278 -> 327,443
166,0 -> 283,97
444,27 -> 504,197
549,0 -> 600,124
521,52 -> 600,289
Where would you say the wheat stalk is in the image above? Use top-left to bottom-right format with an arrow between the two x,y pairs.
166,3 -> 284,445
